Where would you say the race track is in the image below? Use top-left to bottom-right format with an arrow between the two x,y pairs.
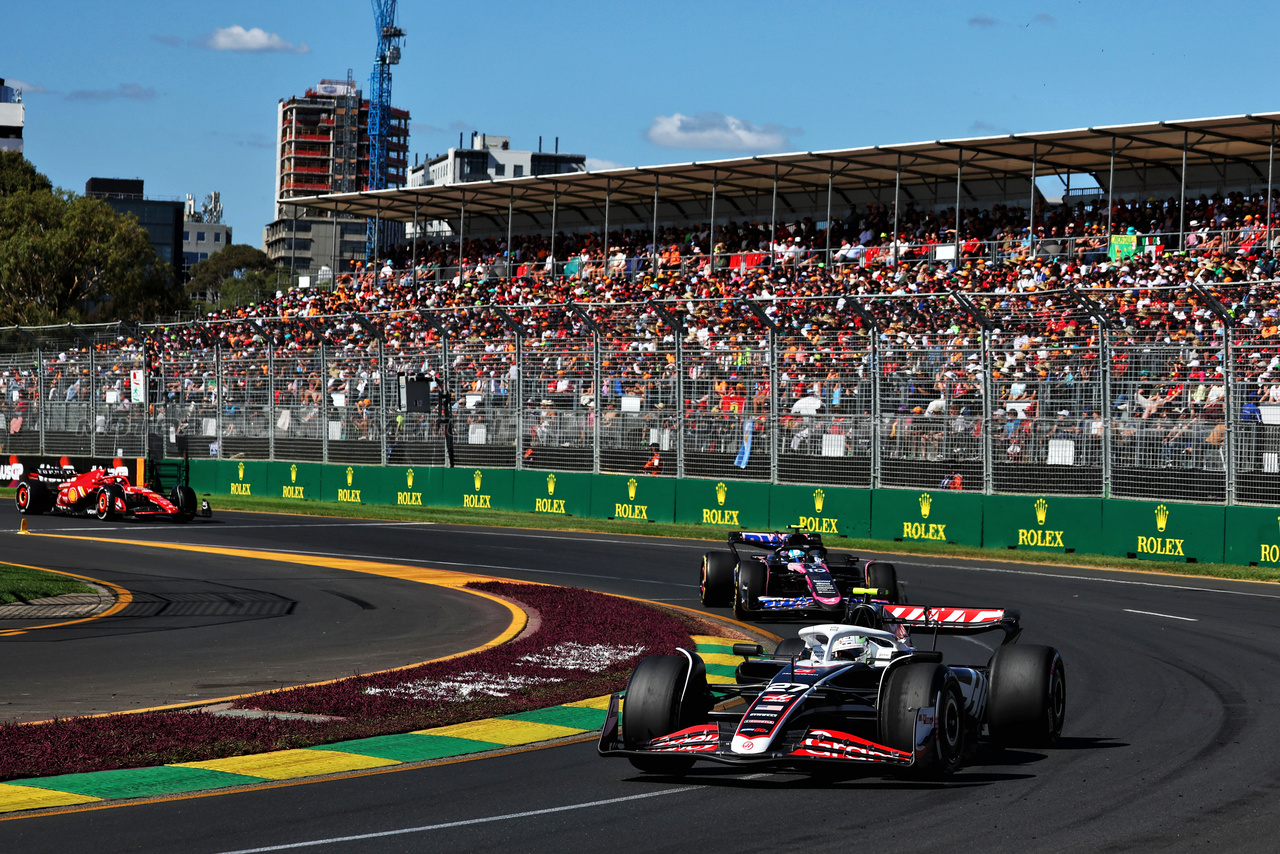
2,505 -> 1279,852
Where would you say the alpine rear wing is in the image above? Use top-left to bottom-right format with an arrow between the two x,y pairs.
879,605 -> 1022,641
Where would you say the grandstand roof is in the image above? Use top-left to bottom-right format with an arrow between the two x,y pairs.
291,112 -> 1280,223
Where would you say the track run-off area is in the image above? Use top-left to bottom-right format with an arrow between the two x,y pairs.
1,503 -> 1278,853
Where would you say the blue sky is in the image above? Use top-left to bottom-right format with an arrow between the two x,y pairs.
4,1 -> 1276,243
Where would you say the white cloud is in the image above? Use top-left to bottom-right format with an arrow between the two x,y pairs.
584,157 -> 628,171
646,112 -> 800,152
198,25 -> 309,54
5,78 -> 52,95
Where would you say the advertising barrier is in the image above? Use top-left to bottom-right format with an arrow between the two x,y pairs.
1224,505 -> 1280,566
513,470 -> 592,518
769,484 -> 871,538
437,467 -> 514,513
675,477 -> 772,530
589,473 -> 675,524
871,488 -> 984,547
1,454 -> 143,487
271,461 -> 323,503
222,459 -> 271,499
321,464 -> 391,507
1101,498 -> 1225,563
982,494 -> 1103,554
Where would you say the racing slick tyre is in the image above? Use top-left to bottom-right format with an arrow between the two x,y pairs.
879,662 -> 965,778
699,551 -> 736,608
16,480 -> 53,515
170,485 -> 197,523
866,561 -> 901,604
774,637 -> 807,658
987,644 -> 1066,748
732,562 -> 767,622
95,484 -> 125,521
622,653 -> 709,775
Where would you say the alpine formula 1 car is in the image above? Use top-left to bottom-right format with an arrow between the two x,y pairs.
15,469 -> 210,522
599,604 -> 1065,778
699,531 -> 902,622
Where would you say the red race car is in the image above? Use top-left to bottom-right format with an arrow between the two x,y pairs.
16,469 -> 210,522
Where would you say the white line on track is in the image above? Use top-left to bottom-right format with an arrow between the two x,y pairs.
1123,608 -> 1198,621
210,786 -> 701,853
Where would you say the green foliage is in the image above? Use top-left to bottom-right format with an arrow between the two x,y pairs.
187,244 -> 277,308
0,153 -> 189,325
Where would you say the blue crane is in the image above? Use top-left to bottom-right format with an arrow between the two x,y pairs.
366,0 -> 404,261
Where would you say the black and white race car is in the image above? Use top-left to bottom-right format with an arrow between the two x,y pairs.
699,531 -> 902,622
599,604 -> 1065,778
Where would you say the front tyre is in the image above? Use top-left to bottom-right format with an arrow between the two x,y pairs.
988,644 -> 1066,748
622,653 -> 708,775
170,485 -> 197,523
699,551 -> 736,607
879,662 -> 965,778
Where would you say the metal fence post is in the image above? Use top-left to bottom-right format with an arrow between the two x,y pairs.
592,329 -> 601,474
215,345 -> 224,460
513,332 -> 523,470
88,343 -> 96,458
37,346 -> 46,456
378,337 -> 388,466
869,330 -> 880,489
320,340 -> 329,464
768,326 -> 778,484
674,324 -> 685,479
1100,329 -> 1112,497
980,324 -> 993,494
267,341 -> 276,462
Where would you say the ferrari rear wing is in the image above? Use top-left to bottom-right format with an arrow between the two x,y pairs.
879,605 -> 1021,641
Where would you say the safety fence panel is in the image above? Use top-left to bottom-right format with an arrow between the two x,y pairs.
218,353 -> 272,462
519,334 -> 594,472
322,348 -> 383,466
593,322 -> 678,479
0,351 -> 40,455
268,349 -> 325,462
383,340 -> 447,468
1100,498 -> 1225,563
88,345 -> 147,459
981,494 -> 1103,554
40,348 -> 94,456
775,328 -> 873,488
1230,339 -> 1280,506
446,339 -> 517,470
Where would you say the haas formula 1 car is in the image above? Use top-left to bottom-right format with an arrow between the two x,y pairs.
600,605 -> 1065,778
16,469 -> 210,523
700,531 -> 902,622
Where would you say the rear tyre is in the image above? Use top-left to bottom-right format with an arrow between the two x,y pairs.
622,654 -> 708,774
988,644 -> 1066,748
879,662 -> 965,778
170,485 -> 197,523
699,551 -> 736,607
95,484 -> 124,521
866,561 -> 900,604
16,480 -> 52,515
732,562 -> 767,622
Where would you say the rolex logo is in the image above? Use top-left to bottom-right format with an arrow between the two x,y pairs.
547,473 -> 556,496
474,470 -> 483,491
813,488 -> 825,513
237,461 -> 245,481
1155,504 -> 1169,533
290,464 -> 298,484
406,468 -> 414,488
919,493 -> 932,519
716,482 -> 728,506
627,477 -> 638,500
1035,498 -> 1048,526
346,467 -> 354,487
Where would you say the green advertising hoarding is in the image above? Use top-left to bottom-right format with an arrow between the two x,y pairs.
1101,499 -> 1224,563
437,467 -> 514,512
380,465 -> 437,508
674,478 -> 771,530
982,494 -> 1103,554
769,484 -> 870,538
1224,505 -> 1280,566
870,488 -> 983,547
188,459 -> 217,494
320,464 -> 391,507
589,474 -> 676,524
220,459 -> 271,498
270,461 -> 323,503
513,470 -> 592,519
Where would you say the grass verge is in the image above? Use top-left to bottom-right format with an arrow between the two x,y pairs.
0,583 -> 694,782
188,490 -> 1280,584
0,564 -> 95,605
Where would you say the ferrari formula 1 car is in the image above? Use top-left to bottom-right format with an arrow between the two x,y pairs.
699,531 -> 903,622
599,604 -> 1065,778
15,469 -> 210,522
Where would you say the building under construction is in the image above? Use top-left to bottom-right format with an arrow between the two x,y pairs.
264,76 -> 409,281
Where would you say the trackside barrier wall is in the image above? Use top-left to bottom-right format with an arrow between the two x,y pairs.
185,460 -> 1262,567
982,495 -> 1103,555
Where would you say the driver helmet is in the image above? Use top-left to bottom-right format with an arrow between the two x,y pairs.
786,548 -> 807,561
831,635 -> 872,662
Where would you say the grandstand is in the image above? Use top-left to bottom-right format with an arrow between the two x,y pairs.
3,113 -> 1280,507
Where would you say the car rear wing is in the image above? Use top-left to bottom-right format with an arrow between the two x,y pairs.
879,605 -> 1021,641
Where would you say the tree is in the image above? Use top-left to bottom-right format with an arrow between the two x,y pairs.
0,155 -> 187,326
186,244 -> 276,307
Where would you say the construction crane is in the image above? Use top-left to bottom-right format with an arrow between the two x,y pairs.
366,0 -> 404,261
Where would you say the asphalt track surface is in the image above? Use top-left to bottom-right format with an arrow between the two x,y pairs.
2,505 -> 1280,852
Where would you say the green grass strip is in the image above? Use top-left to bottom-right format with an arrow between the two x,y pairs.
17,765 -> 266,798
501,706 -> 607,731
310,733 -> 504,763
0,563 -> 95,605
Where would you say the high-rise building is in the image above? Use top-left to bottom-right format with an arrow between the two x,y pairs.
409,133 -> 586,187
85,178 -> 183,285
0,78 -> 24,154
264,77 -> 409,280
